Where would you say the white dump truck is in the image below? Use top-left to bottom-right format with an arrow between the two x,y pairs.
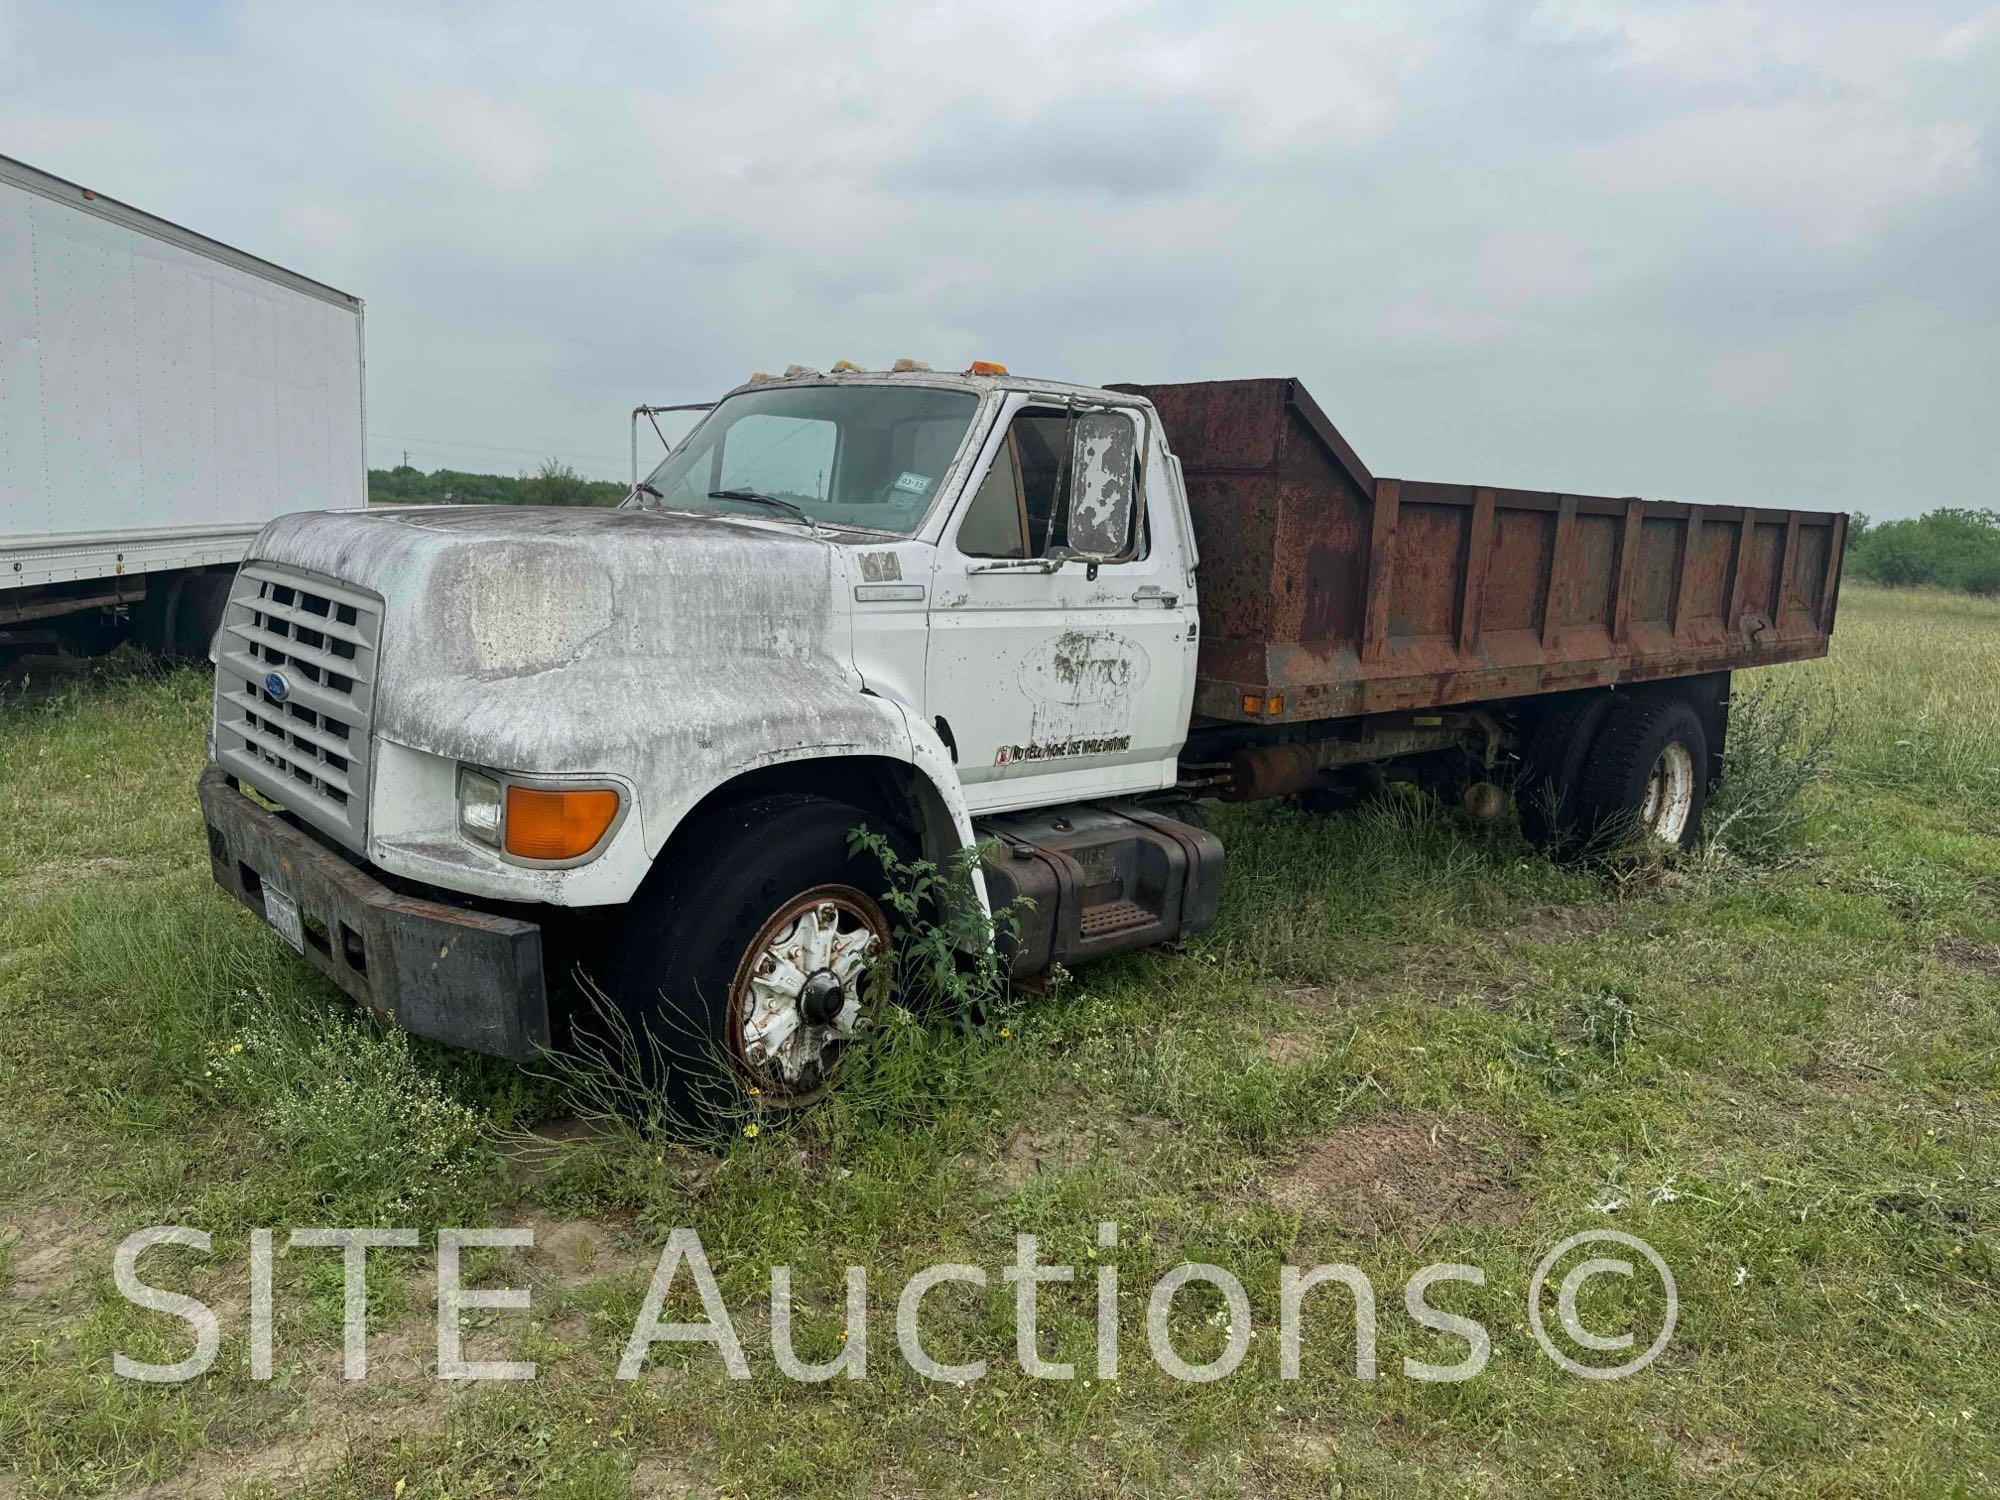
198,364 -> 1843,1111
0,154 -> 364,659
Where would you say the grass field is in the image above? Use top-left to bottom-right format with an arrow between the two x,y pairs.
2,584 -> 1996,1498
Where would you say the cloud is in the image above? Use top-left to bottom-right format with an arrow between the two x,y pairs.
280,201 -> 357,248
1535,0 -> 1987,97
1576,98 -> 1980,244
1476,229 -> 1594,303
0,112 -> 116,159
1546,1 -> 1987,242
1705,346 -> 1798,407
881,98 -> 1231,200
396,84 -> 554,192
630,2 -> 1433,214
1938,7 -> 2000,60
1376,297 -> 1517,346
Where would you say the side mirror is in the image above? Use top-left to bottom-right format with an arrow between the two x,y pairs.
1064,410 -> 1138,559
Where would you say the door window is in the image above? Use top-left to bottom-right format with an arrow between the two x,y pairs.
958,431 -> 1030,558
956,407 -> 1141,561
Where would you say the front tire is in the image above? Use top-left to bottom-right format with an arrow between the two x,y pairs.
595,795 -> 905,1118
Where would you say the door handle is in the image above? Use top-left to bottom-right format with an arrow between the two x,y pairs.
1131,586 -> 1179,607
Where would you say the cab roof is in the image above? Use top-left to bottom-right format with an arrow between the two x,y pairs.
718,366 -> 1147,407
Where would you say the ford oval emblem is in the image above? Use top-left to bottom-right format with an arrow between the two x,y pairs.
264,670 -> 291,702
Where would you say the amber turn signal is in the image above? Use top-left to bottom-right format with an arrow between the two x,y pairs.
503,785 -> 620,861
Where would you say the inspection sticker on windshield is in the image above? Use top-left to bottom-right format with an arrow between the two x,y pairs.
892,471 -> 932,496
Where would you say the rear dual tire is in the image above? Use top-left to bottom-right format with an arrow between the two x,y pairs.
1518,690 -> 1711,853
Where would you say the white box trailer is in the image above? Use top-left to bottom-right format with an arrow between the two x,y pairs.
0,154 -> 364,657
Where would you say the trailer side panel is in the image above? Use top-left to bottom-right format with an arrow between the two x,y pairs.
0,155 -> 365,593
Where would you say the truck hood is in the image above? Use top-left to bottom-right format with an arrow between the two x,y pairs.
247,505 -> 861,778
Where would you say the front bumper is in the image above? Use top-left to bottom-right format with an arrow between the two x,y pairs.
198,767 -> 551,1061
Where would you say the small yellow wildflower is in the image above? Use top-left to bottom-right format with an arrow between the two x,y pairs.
998,1027 -> 1011,1038
744,1123 -> 760,1139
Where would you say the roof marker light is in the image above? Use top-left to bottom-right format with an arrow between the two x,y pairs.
966,359 -> 1008,376
890,358 -> 932,372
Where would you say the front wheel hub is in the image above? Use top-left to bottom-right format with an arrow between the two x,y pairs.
731,885 -> 885,1101
798,968 -> 848,1025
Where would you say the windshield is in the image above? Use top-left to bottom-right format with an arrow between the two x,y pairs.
630,384 -> 980,534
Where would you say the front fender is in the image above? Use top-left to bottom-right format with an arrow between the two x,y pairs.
652,691 -> 990,917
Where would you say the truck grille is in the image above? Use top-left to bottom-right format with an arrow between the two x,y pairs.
212,562 -> 383,851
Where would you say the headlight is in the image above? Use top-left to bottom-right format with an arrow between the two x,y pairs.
457,767 -> 504,847
456,766 -> 623,863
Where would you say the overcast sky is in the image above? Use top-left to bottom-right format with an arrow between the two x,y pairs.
4,0 -> 1994,516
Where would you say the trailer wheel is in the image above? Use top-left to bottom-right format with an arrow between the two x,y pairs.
1574,694 -> 1711,851
1514,693 -> 1615,849
597,795 -> 904,1119
136,570 -> 231,663
173,573 -> 232,661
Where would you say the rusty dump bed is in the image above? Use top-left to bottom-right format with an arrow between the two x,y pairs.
1117,378 -> 1845,726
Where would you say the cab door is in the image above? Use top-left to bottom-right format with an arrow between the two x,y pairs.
924,395 -> 1196,816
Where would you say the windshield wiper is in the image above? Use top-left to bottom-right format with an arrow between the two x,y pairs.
708,489 -> 819,530
627,480 -> 664,507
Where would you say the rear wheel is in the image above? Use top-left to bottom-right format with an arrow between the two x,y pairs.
1514,693 -> 1615,849
1573,695 -> 1711,851
596,795 -> 905,1118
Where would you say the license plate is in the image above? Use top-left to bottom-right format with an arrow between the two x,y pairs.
263,884 -> 305,954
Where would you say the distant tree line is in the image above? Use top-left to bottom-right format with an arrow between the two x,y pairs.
1845,508 -> 2000,597
368,459 -> 626,508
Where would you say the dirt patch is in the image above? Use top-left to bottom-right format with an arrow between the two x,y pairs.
1935,934 -> 2000,983
633,1456 -> 711,1497
1265,1111 -> 1527,1237
1262,1030 -> 1319,1066
2,1205 -> 109,1305
1500,901 -> 1625,948
524,1214 -> 661,1287
1672,1435 -> 1745,1481
991,1086 -> 1167,1189
128,1435 -> 347,1500
2,854 -> 140,906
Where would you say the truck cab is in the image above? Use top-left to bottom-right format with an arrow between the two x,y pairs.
199,366 -> 1217,1111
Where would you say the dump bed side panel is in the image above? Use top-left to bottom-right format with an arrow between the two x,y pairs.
1119,378 -> 1844,725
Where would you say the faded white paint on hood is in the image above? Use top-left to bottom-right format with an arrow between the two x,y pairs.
247,505 -> 886,854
